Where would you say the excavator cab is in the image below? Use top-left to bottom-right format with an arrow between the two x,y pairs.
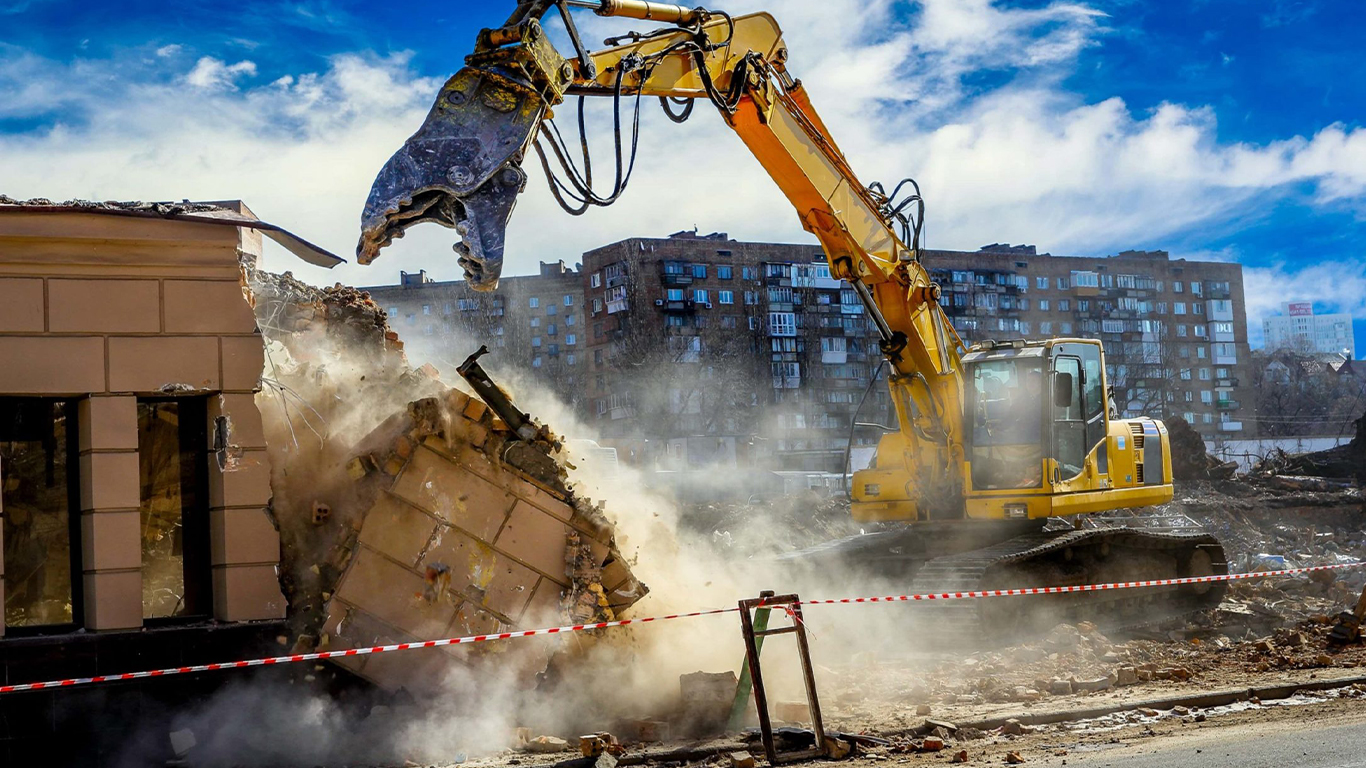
853,338 -> 1173,523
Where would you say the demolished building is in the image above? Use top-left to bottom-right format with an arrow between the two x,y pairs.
0,198 -> 645,764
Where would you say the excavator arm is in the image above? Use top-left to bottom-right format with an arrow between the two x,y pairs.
360,0 -> 966,518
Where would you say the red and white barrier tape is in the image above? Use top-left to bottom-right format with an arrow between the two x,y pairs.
2,561 -> 1360,694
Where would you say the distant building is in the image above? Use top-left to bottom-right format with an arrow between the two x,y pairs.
361,261 -> 586,408
1262,301 -> 1355,359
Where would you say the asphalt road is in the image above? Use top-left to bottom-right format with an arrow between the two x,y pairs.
1062,717 -> 1366,768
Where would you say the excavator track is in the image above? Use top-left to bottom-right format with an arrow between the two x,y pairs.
909,528 -> 1228,646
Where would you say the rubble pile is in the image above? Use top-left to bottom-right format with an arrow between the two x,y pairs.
681,494 -> 866,557
243,266 -> 646,692
1253,412 -> 1366,482
1166,416 -> 1237,481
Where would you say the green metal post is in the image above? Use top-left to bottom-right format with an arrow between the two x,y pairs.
727,603 -> 772,731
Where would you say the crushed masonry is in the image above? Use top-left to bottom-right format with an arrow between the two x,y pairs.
241,264 -> 646,693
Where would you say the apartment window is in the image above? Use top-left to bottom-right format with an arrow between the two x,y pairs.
531,317 -> 541,328
1184,391 -> 1194,402
387,307 -> 397,317
546,304 -> 557,316
667,289 -> 684,301
591,273 -> 602,288
1070,271 -> 1099,288
722,315 -> 738,328
768,312 -> 796,336
1201,390 -> 1213,404
533,356 -> 542,368
1197,347 -> 1207,359
1035,276 -> 1048,289
2,398 -> 80,630
1192,282 -> 1204,296
1077,300 -> 1088,312
529,297 -> 539,308
566,333 -> 577,345
742,266 -> 757,280
1173,281 -> 1184,293
423,325 -> 434,336
1174,302 -> 1186,315
744,290 -> 758,305
1058,299 -> 1071,311
422,305 -> 430,315
547,323 -> 557,336
694,289 -> 709,303
1040,321 -> 1053,334
1180,368 -> 1192,380
1157,302 -> 1168,314
566,353 -> 576,365
592,298 -> 602,313
691,264 -> 707,279
594,349 -> 603,365
1179,346 -> 1190,358
1194,303 -> 1204,315
1216,368 -> 1229,379
666,315 -> 685,328
718,290 -> 734,304
458,299 -> 478,311
663,261 -> 684,275
749,316 -> 760,330
1060,322 -> 1072,334
532,336 -> 542,347
1198,368 -> 1210,380
1178,325 -> 1188,337
443,303 -> 452,315
138,398 -> 211,620
1195,324 -> 1207,337
1039,299 -> 1050,311
565,315 -> 575,326
765,263 -> 790,278
718,266 -> 733,280
563,294 -> 573,307
1056,277 -> 1070,290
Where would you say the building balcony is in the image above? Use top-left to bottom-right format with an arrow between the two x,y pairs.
657,299 -> 696,313
1206,288 -> 1231,300
1216,399 -> 1240,410
660,272 -> 693,287
1218,421 -> 1243,432
1215,378 -> 1239,388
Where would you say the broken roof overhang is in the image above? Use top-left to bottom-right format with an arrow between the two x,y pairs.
0,198 -> 345,269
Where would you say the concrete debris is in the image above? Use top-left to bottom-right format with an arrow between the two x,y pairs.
680,671 -> 739,736
728,751 -> 756,768
523,735 -> 571,753
921,736 -> 946,752
169,728 -> 197,758
952,749 -> 970,763
1005,750 -> 1026,763
1001,719 -> 1028,736
241,265 -> 646,693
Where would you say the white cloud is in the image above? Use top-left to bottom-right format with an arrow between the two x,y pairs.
0,0 -> 1363,301
185,56 -> 258,90
155,44 -> 183,58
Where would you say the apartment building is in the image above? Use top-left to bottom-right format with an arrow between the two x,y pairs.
361,260 -> 586,407
581,231 -> 892,472
925,245 -> 1254,436
1263,301 -> 1356,358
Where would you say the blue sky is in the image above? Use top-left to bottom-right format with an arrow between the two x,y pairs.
2,0 -> 1364,351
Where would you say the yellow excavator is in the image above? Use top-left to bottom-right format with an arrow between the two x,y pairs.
356,0 -> 1227,639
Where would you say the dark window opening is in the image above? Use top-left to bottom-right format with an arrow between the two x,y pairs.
1,398 -> 81,632
138,398 -> 211,621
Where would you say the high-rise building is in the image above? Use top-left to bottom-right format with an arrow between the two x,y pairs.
1262,302 -> 1356,358
924,245 -> 1254,436
360,261 -> 586,408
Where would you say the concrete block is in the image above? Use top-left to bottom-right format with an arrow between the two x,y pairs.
221,335 -> 265,391
211,563 -> 287,621
0,336 -> 106,394
80,510 -> 143,572
420,527 -> 539,621
208,449 -> 273,508
83,570 -> 143,630
210,506 -> 281,566
48,278 -> 160,333
210,393 -> 266,449
79,451 -> 141,511
390,447 -> 513,540
357,495 -> 439,568
108,336 -> 219,392
495,499 -> 569,579
0,277 -> 45,332
334,547 -> 456,639
163,279 -> 254,334
78,395 -> 137,452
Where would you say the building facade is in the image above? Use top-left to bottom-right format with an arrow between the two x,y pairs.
361,260 -> 586,408
1263,301 -> 1356,358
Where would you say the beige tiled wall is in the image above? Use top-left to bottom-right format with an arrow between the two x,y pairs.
0,207 -> 286,635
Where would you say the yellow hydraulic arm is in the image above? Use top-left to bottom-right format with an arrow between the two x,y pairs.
358,1 -> 969,518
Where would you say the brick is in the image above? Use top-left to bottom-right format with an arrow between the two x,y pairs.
420,526 -> 538,621
78,395 -> 137,452
48,279 -> 160,333
221,335 -> 264,391
509,478 -> 574,522
208,449 -> 273,508
357,495 -> 439,568
210,393 -> 266,449
79,451 -> 141,511
0,336 -> 105,394
211,563 -> 286,621
108,336 -> 219,392
163,280 -> 255,334
210,506 -> 280,566
80,510 -> 142,572
83,570 -> 142,630
390,447 -> 513,539
333,548 -> 456,639
495,500 -> 569,578
0,278 -> 44,332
